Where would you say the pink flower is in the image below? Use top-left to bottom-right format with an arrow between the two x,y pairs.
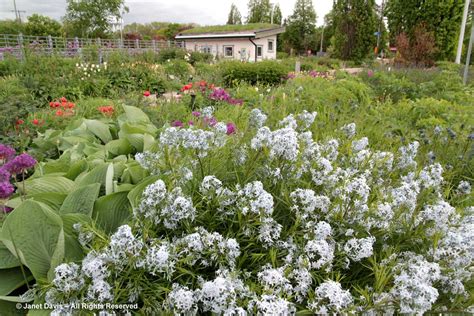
226,122 -> 236,135
192,111 -> 201,117
188,121 -> 194,126
143,91 -> 151,97
0,182 -> 14,199
367,70 -> 374,77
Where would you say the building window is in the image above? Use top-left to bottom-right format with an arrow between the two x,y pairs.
200,45 -> 211,54
268,40 -> 274,52
224,45 -> 234,58
257,45 -> 263,58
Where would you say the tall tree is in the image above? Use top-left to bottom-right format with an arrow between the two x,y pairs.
63,0 -> 128,38
272,4 -> 282,25
227,3 -> 243,25
284,0 -> 317,52
385,0 -> 464,60
331,0 -> 377,61
24,14 -> 62,37
247,0 -> 272,23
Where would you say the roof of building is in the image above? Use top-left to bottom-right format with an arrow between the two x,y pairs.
175,24 -> 286,40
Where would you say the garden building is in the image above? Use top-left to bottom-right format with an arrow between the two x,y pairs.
175,24 -> 285,62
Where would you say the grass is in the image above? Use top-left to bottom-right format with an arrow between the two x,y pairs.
180,23 -> 279,35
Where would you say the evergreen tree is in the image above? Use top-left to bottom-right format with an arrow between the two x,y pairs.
331,0 -> 377,61
284,0 -> 317,53
227,3 -> 243,25
385,0 -> 464,59
247,0 -> 272,24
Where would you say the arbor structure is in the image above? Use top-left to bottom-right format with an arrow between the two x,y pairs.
385,0 -> 465,59
284,0 -> 318,53
331,0 -> 378,61
63,0 -> 128,38
227,3 -> 243,25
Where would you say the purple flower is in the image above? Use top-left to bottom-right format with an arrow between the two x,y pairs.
226,122 -> 236,135
209,88 -> 231,102
0,182 -> 14,199
188,121 -> 194,126
229,98 -> 243,106
3,153 -> 37,175
367,70 -> 374,77
171,120 -> 184,128
192,111 -> 201,117
0,144 -> 15,162
204,116 -> 218,127
0,168 -> 10,182
287,72 -> 296,79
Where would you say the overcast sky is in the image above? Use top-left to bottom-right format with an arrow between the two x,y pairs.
0,0 -> 335,26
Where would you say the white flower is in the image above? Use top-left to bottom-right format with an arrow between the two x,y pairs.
344,236 -> 376,262
52,263 -> 85,294
457,181 -> 471,195
352,137 -> 369,152
308,280 -> 353,313
167,284 -> 197,315
341,123 -> 356,138
252,294 -> 296,315
257,266 -> 293,295
248,109 -> 267,128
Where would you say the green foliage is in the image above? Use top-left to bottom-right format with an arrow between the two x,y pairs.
227,3 -> 243,25
24,14 -> 62,37
0,20 -> 24,34
331,0 -> 378,61
283,0 -> 318,53
63,0 -> 128,38
181,23 -> 276,35
385,0 -> 464,60
219,60 -> 287,86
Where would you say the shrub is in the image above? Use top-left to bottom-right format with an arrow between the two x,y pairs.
220,60 -> 288,86
395,23 -> 437,67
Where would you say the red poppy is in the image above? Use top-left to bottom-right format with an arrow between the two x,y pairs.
32,119 -> 40,125
98,105 -> 114,115
180,83 -> 193,92
56,110 -> 64,117
60,97 -> 67,103
143,91 -> 151,97
16,119 -> 24,125
67,102 -> 75,109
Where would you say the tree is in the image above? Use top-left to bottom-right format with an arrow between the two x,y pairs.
272,4 -> 282,25
24,14 -> 62,37
227,3 -> 243,25
385,0 -> 464,60
247,0 -> 272,23
284,0 -> 317,53
331,0 -> 378,61
0,20 -> 24,35
63,0 -> 128,38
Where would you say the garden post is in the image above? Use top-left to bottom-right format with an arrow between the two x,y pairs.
463,9 -> 474,85
17,33 -> 24,61
295,60 -> 301,73
97,38 -> 102,64
74,37 -> 80,57
135,38 -> 140,49
47,35 -> 53,55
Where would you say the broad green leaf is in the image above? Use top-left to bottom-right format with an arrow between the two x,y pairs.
93,191 -> 132,234
143,133 -> 158,152
19,177 -> 76,195
76,163 -> 108,189
123,133 -> 145,151
122,105 -> 152,124
59,183 -> 101,216
0,298 -> 28,315
1,201 -> 64,281
0,267 -> 33,296
0,295 -> 33,303
127,175 -> 160,208
105,139 -> 133,156
84,119 -> 113,143
65,159 -> 88,180
30,193 -> 67,212
105,163 -> 114,195
0,242 -> 20,269
61,213 -> 89,261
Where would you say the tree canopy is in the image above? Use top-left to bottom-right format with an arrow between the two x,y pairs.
227,3 -> 243,25
24,14 -> 62,37
63,0 -> 128,38
284,0 -> 318,52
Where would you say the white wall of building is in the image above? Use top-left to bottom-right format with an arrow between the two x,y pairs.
182,35 -> 277,61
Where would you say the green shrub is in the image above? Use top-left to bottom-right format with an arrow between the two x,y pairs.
157,48 -> 187,63
220,60 -> 288,86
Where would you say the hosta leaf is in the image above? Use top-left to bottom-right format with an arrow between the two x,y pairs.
19,177 -> 76,195
105,138 -> 133,156
65,159 -> 89,180
105,163 -> 114,195
84,119 -> 113,143
122,105 -> 152,124
93,191 -> 132,234
0,267 -> 33,296
59,183 -> 101,216
0,242 -> 20,269
61,213 -> 89,261
0,201 -> 64,281
76,163 -> 108,189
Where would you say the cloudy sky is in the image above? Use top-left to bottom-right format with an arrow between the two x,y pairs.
0,0 -> 335,26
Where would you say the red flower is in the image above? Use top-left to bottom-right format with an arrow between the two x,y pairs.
67,102 -> 75,109
180,83 -> 193,92
60,97 -> 67,103
98,105 -> 114,116
32,119 -> 40,125
143,91 -> 151,97
16,119 -> 24,125
56,109 -> 64,117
